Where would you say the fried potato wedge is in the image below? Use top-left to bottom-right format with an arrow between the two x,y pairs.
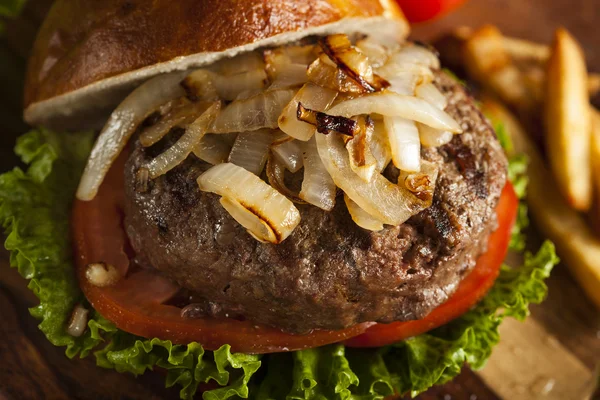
482,98 -> 600,309
462,25 -> 535,110
590,109 -> 600,230
544,28 -> 592,211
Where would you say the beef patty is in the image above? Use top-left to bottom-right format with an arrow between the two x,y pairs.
124,72 -> 508,333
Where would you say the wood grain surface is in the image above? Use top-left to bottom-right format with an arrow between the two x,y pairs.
1,1 -> 599,399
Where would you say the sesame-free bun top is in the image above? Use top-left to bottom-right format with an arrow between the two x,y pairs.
23,0 -> 408,130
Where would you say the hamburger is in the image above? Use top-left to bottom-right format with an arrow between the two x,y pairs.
1,0 -> 558,398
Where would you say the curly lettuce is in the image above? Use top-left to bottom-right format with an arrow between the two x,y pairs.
0,128 -> 557,399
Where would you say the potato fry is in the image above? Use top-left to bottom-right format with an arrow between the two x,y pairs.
436,27 -> 600,100
462,25 -> 535,110
544,28 -> 592,211
502,36 -> 551,64
590,109 -> 600,233
481,98 -> 600,310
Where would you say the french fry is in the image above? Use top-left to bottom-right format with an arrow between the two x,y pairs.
502,36 -> 551,64
436,27 -> 600,100
462,25 -> 536,111
481,98 -> 600,310
544,28 -> 592,211
590,108 -> 600,233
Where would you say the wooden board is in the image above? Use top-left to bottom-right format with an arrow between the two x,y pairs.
0,1 -> 599,399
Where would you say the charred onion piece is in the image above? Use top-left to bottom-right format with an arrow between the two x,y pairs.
146,101 -> 222,178
86,262 -> 121,287
319,34 -> 389,92
197,163 -> 300,243
346,116 -> 378,182
344,194 -> 384,231
399,160 -> 439,203
76,71 -> 186,201
66,304 -> 89,337
297,103 -> 359,136
266,152 -> 306,204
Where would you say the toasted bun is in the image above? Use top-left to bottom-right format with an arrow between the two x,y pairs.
24,0 -> 408,130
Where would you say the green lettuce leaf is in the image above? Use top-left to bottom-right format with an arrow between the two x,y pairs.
0,0 -> 27,33
0,129 -> 557,400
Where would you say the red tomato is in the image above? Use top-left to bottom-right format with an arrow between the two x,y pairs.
395,0 -> 468,23
72,152 -> 372,354
344,183 -> 518,348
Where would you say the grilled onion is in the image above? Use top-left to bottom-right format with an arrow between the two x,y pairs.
193,133 -> 236,165
139,98 -> 205,147
326,92 -> 462,133
315,131 -> 431,225
389,44 -> 440,70
271,139 -> 304,173
77,72 -> 186,201
297,103 -> 359,136
183,68 -> 267,101
197,163 -> 300,243
146,102 -> 221,178
278,83 -> 337,140
346,116 -> 378,182
209,51 -> 265,76
371,120 -> 392,171
356,38 -> 389,68
210,89 -> 296,133
228,129 -> 274,175
418,124 -> 454,147
344,194 -> 384,231
299,137 -> 337,210
415,82 -> 447,110
384,116 -> 421,172
319,34 -> 389,92
307,55 -> 366,93
399,160 -> 439,204
266,153 -> 305,203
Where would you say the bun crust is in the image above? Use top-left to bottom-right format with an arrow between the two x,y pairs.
24,0 -> 408,129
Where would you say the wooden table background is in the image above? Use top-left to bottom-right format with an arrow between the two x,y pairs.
1,1 -> 599,399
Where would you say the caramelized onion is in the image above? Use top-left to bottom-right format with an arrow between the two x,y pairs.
264,45 -> 315,90
278,83 -> 337,140
209,51 -> 265,76
67,304 -> 89,337
146,102 -> 221,178
210,89 -> 296,133
138,98 -> 205,147
344,194 -> 384,231
297,103 -> 359,136
326,92 -> 462,133
299,137 -> 337,210
319,34 -> 389,92
193,133 -> 236,165
183,69 -> 267,101
266,153 -> 305,203
415,82 -> 447,110
197,163 -> 300,243
389,44 -> 440,70
399,160 -> 439,203
228,129 -> 274,175
315,131 -> 431,225
384,116 -> 421,172
307,55 -> 366,93
356,38 -> 389,68
371,120 -> 392,171
77,72 -> 186,201
418,124 -> 454,147
346,116 -> 378,182
271,139 -> 304,173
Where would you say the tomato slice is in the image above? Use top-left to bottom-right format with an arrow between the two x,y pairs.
344,183 -> 518,348
395,0 -> 468,23
72,152 -> 372,354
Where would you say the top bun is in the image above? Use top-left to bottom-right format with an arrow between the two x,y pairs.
23,0 -> 408,130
